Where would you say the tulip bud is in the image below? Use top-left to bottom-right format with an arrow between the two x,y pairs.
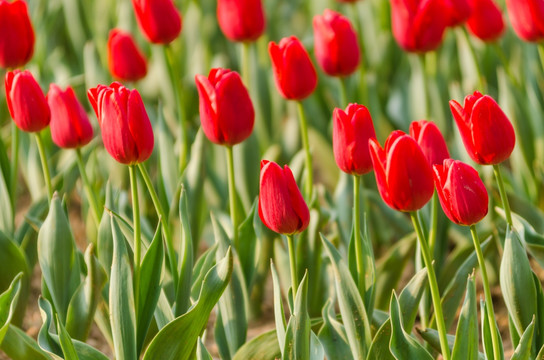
107,29 -> 148,82
409,120 -> 450,166
0,0 -> 34,69
269,36 -> 317,100
131,0 -> 182,44
5,70 -> 50,132
313,9 -> 360,77
195,68 -> 254,146
466,0 -> 505,41
258,160 -> 310,235
449,91 -> 515,165
369,131 -> 435,212
433,159 -> 488,226
443,0 -> 472,27
505,0 -> 544,42
87,82 -> 154,164
217,0 -> 266,42
333,104 -> 376,175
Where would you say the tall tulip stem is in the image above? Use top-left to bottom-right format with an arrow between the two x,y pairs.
492,164 -> 513,227
286,234 -> 298,294
34,132 -> 53,202
339,77 -> 348,107
353,175 -> 366,299
10,124 -> 19,229
226,146 -> 239,248
428,191 -> 439,255
129,165 -> 141,312
241,42 -> 251,88
296,101 -> 313,200
75,149 -> 102,226
538,45 -> 544,74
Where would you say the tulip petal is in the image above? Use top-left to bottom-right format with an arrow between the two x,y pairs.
127,90 -> 154,163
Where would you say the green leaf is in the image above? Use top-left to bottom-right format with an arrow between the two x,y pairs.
511,317 -> 535,360
532,272 -> 544,351
0,156 -> 13,234
175,188 -> 193,316
0,273 -> 23,344
158,104 -> 178,206
452,274 -> 478,360
480,300 -> 504,360
317,299 -> 351,360
271,261 -> 286,354
1,324 -> 52,360
37,297 -> 64,358
237,201 -> 259,290
56,315 -> 79,360
232,330 -> 281,360
97,182 -> 114,274
191,244 -> 218,300
283,272 -> 310,360
196,337 -> 213,360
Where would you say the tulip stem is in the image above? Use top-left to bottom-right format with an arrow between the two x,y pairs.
428,191 -> 438,256
538,45 -> 544,74
226,146 -> 239,248
492,43 -> 519,88
75,149 -> 102,226
339,77 -> 348,107
34,132 -> 53,203
129,165 -> 141,315
470,225 -> 501,360
410,211 -> 451,360
296,101 -> 313,200
10,124 -> 19,230
286,234 -> 298,294
350,2 -> 368,105
353,175 -> 366,299
241,42 -> 251,88
493,164 -> 513,227
459,27 -> 485,91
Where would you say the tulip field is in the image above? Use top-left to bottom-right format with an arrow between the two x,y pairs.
2,0 -> 544,359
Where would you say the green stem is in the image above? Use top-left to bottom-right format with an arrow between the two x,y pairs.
428,191 -> 439,256
10,124 -> 19,230
350,2 -> 368,105
460,27 -> 485,91
241,42 -> 251,87
226,146 -> 239,249
410,212 -> 451,360
353,175 -> 366,299
493,164 -> 513,227
296,101 -> 313,200
339,77 -> 348,107
34,132 -> 53,202
287,234 -> 298,294
538,44 -> 544,74
493,43 -> 519,88
75,149 -> 101,226
129,165 -> 141,314
417,54 -> 430,119
470,225 -> 501,360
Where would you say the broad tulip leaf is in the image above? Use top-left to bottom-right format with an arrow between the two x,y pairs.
536,344 -> 544,359
480,300 -> 504,360
0,273 -> 23,344
196,337 -> 213,360
175,188 -> 193,316
158,104 -> 178,206
317,299 -> 351,360
511,317 -> 535,360
232,329 -> 281,360
271,261 -> 286,354
56,315 -> 79,360
237,201 -> 259,290
97,182 -> 114,275
310,331 -> 325,360
1,324 -> 51,360
532,272 -> 544,352
452,274 -> 478,360
282,272 -> 310,360
0,158 -> 13,234
191,244 -> 218,300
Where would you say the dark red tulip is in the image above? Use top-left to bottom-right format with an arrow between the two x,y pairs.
449,91 -> 515,165
505,0 -> 544,42
409,120 -> 450,166
5,70 -> 50,132
444,0 -> 472,27
433,159 -> 488,226
0,0 -> 34,69
259,160 -> 310,235
369,131 -> 434,212
47,84 -> 93,149
87,82 -> 154,164
269,36 -> 317,100
466,0 -> 505,41
333,104 -> 376,175
313,9 -> 360,77
217,0 -> 266,42
131,0 -> 182,44
195,68 -> 254,146
107,29 -> 148,82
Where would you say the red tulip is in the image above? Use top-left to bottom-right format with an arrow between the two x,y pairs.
449,91 -> 515,165
443,0 -> 472,27
131,0 -> 182,44
217,0 -> 266,42
0,0 -> 34,69
369,131 -> 434,212
269,36 -> 317,100
107,29 -> 148,82
195,68 -> 254,146
313,9 -> 360,77
409,120 -> 450,166
47,85 -> 93,149
466,0 -> 505,41
333,103 -> 376,175
433,159 -> 488,226
87,82 -> 154,164
258,160 -> 310,235
5,70 -> 50,132
505,0 -> 544,42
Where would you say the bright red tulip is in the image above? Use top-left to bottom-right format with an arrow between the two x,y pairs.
217,0 -> 266,42
313,9 -> 360,77
131,0 -> 182,44
333,104 -> 376,175
449,91 -> 515,165
5,70 -> 50,132
259,160 -> 310,235
444,0 -> 472,27
87,82 -> 154,164
195,68 -> 254,146
369,131 -> 434,212
47,85 -> 93,149
0,0 -> 34,69
107,29 -> 148,82
433,159 -> 488,226
269,36 -> 317,100
505,0 -> 544,42
409,120 -> 450,166
466,0 -> 505,41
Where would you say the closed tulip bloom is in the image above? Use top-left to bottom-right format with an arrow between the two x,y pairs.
5,70 -> 50,132
87,82 -> 154,164
433,159 -> 488,226
409,120 -> 450,166
333,104 -> 376,175
369,131 -> 434,212
259,160 -> 310,235
107,29 -> 148,82
195,68 -> 254,146
217,0 -> 265,42
443,0 -> 472,27
450,91 -> 515,165
131,0 -> 182,44
0,0 -> 34,69
269,36 -> 317,100
505,0 -> 544,42
466,0 -> 505,41
47,85 -> 93,149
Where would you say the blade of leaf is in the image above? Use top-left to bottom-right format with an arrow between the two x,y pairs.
317,299 -> 351,360
55,315 -> 79,360
271,260 -> 286,354
0,272 -> 23,344
511,316 -> 535,360
175,187 -> 193,316
451,274 -> 478,360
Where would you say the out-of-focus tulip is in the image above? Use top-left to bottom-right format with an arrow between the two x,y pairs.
195,68 -> 254,146
131,0 -> 182,44
87,82 -> 154,164
5,70 -> 50,132
505,0 -> 544,42
259,160 -> 310,235
107,29 -> 148,82
444,0 -> 472,27
333,103 -> 376,175
217,0 -> 265,42
369,131 -> 434,211
466,0 -> 505,41
409,120 -> 450,166
47,85 -> 93,149
268,36 -> 317,100
313,9 -> 360,77
0,0 -> 34,69
433,159 -> 488,225
449,91 -> 515,165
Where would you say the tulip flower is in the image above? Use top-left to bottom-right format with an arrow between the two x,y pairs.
505,0 -> 544,42
313,9 -> 360,77
131,0 -> 182,44
466,0 -> 505,42
107,29 -> 148,82
409,120 -> 450,166
217,0 -> 266,42
0,0 -> 34,69
443,0 -> 472,27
